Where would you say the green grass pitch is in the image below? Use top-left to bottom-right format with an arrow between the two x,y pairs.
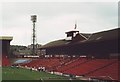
2,67 -> 88,82
2,67 -> 68,80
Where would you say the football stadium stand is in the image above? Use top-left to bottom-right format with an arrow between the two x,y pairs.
2,28 -> 119,81
86,60 -> 119,80
19,57 -> 119,81
0,36 -> 13,66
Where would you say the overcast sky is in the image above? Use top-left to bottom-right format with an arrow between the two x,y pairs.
1,2 -> 118,46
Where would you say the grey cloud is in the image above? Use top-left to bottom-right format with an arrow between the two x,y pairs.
2,2 -> 118,45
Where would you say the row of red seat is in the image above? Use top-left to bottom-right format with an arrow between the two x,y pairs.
86,60 -> 119,80
20,57 -> 119,81
56,58 -> 87,72
21,57 -> 72,70
2,55 -> 10,66
63,59 -> 115,75
58,59 -> 118,80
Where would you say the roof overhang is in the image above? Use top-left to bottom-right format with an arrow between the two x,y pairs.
0,36 -> 13,41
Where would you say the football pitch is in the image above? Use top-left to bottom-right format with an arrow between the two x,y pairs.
2,67 -> 68,80
1,67 -> 89,82
2,67 -> 113,82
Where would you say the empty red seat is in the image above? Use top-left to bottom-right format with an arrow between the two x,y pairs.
2,55 -> 10,66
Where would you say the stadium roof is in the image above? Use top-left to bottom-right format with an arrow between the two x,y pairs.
41,33 -> 91,49
81,33 -> 91,39
41,39 -> 71,48
87,28 -> 119,42
72,28 -> 119,46
0,36 -> 13,41
41,28 -> 119,49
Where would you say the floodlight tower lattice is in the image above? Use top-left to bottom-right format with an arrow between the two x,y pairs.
31,15 -> 37,55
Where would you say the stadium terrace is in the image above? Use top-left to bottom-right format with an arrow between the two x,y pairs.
1,28 -> 119,82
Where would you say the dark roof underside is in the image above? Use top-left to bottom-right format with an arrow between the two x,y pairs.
41,39 -> 71,48
88,28 -> 119,41
40,28 -> 119,49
